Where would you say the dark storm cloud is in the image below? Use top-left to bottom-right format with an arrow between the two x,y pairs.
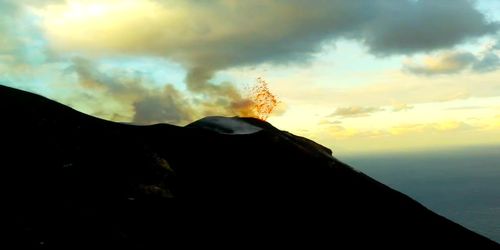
178,0 -> 499,85
358,0 -> 498,55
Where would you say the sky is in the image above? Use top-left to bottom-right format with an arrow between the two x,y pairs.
1,0 -> 500,155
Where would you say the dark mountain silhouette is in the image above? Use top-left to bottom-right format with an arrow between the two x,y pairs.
1,85 -> 499,249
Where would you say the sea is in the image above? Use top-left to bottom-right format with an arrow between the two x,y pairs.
341,145 -> 500,243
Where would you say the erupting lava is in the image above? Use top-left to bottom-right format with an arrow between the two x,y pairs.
248,77 -> 279,121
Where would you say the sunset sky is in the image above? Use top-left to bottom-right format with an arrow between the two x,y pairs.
2,0 -> 500,155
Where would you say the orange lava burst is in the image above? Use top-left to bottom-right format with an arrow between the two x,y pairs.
249,77 -> 279,121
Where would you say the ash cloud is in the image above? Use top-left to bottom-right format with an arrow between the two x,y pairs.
68,57 -> 195,125
132,85 -> 193,124
67,57 -> 258,124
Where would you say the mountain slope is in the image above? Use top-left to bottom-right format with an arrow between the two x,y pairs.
1,85 -> 498,249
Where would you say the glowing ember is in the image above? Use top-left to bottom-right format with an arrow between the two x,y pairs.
248,77 -> 279,121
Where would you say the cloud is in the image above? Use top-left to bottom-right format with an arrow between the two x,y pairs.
0,0 -> 71,73
67,57 -> 196,124
324,125 -> 363,139
0,0 -> 63,53
472,51 -> 500,73
38,0 -> 498,61
495,42 -> 500,50
392,102 -> 414,112
1,0 -> 498,125
35,0 -> 497,90
445,106 -> 484,110
313,118 -> 500,154
389,121 -> 473,135
0,1 -> 38,65
329,106 -> 384,118
0,0 -> 266,124
358,0 -> 497,55
322,120 -> 474,139
319,120 -> 343,125
65,56 -> 273,124
403,52 -> 477,75
132,85 -> 193,124
0,1 -> 18,52
404,43 -> 500,75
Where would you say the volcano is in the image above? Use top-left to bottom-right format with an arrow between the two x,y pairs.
1,85 -> 499,249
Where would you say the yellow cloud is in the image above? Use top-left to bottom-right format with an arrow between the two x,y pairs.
311,119 -> 500,155
432,121 -> 468,131
403,47 -> 500,75
320,119 -> 478,140
479,114 -> 500,130
389,124 -> 427,135
391,102 -> 413,112
38,1 -> 178,54
403,51 -> 476,75
389,121 -> 471,135
329,106 -> 383,118
326,125 -> 360,138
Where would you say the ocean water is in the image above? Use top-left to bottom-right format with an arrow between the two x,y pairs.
341,146 -> 500,243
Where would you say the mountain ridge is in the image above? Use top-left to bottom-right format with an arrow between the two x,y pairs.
1,85 -> 498,249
